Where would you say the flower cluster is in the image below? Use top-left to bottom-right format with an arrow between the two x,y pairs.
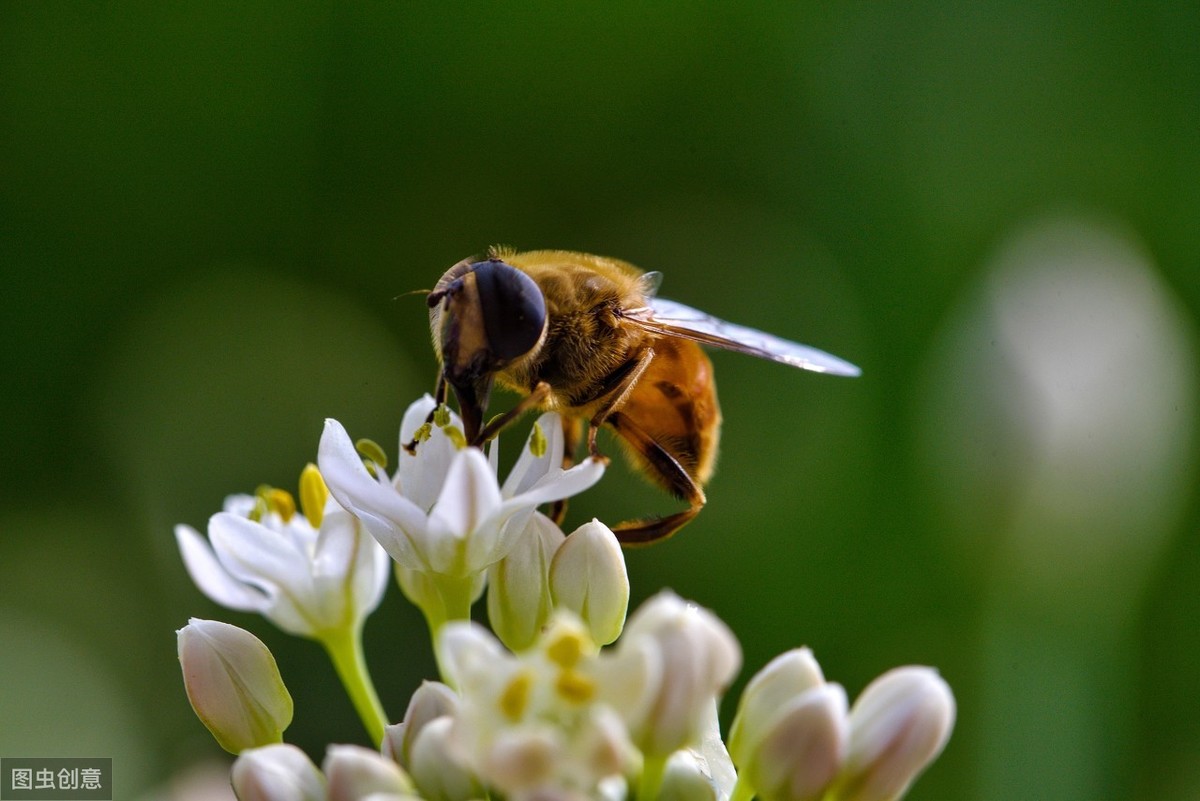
175,397 -> 954,800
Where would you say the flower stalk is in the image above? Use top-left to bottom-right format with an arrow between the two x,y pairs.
319,626 -> 388,748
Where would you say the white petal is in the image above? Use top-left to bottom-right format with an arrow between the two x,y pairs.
318,418 -> 430,570
208,513 -> 319,636
438,621 -> 510,689
209,513 -> 312,595
312,504 -> 390,626
408,716 -> 483,801
397,396 -> 461,512
487,513 -> 564,651
750,684 -> 849,801
429,449 -> 503,534
550,519 -> 629,646
842,667 -> 955,801
501,412 -> 563,498
175,524 -> 269,612
476,457 -> 607,567
512,455 -> 607,508
729,648 -> 826,761
232,744 -> 324,801
323,744 -> 413,800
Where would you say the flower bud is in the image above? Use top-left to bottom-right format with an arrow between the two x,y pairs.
728,648 -> 826,763
740,683 -> 848,801
383,681 -> 460,770
550,519 -> 630,645
838,667 -> 956,801
618,592 -> 741,757
231,744 -> 324,801
659,749 -> 719,801
323,744 -> 414,801
177,618 -> 293,754
488,513 -> 564,651
408,716 -> 484,801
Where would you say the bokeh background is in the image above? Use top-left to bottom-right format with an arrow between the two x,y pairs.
2,3 -> 1198,799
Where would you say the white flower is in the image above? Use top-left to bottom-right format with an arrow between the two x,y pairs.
323,744 -> 414,801
175,465 -> 389,639
177,619 -> 294,754
437,613 -> 638,799
318,396 -> 605,579
728,653 -> 955,801
837,667 -> 955,801
231,744 -> 325,801
739,684 -> 849,801
383,681 -> 460,771
408,716 -> 484,801
487,512 -> 565,651
614,592 -> 742,758
550,519 -> 630,646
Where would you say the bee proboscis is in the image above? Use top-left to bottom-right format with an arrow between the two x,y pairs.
423,248 -> 860,545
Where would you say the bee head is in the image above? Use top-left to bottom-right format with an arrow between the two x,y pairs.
429,258 -> 547,441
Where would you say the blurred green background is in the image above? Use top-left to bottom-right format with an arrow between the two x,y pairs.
2,3 -> 1198,799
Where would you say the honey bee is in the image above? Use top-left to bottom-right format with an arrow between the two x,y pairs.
423,247 -> 860,545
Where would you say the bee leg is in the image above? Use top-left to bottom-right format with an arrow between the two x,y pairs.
404,372 -> 451,454
547,416 -> 584,525
606,411 -> 706,546
584,348 -> 657,460
472,382 -> 552,447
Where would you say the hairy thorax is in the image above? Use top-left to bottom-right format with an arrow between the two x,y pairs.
497,259 -> 650,414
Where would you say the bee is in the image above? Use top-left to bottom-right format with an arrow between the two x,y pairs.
423,247 -> 860,545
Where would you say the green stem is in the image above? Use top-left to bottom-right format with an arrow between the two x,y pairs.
321,625 -> 388,747
730,774 -> 757,801
427,573 -> 478,688
638,754 -> 668,801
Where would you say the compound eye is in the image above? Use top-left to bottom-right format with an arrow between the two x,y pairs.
471,259 -> 547,362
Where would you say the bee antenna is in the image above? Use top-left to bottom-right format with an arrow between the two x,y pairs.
393,288 -> 433,302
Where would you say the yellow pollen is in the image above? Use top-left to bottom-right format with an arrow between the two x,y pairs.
499,669 -> 534,721
529,421 -> 547,458
443,425 -> 467,450
298,464 -> 328,528
555,669 -> 596,705
545,629 -> 588,668
412,422 -> 432,443
260,487 -> 296,521
433,405 -> 452,427
355,438 -> 389,471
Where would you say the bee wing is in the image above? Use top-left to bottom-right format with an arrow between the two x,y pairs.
625,297 -> 862,376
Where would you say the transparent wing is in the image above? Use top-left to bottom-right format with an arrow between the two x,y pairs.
624,297 -> 861,377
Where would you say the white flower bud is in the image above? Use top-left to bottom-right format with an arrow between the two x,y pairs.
323,744 -> 414,801
659,749 -> 719,801
383,681 -> 460,770
728,648 -> 826,764
480,727 -> 560,793
488,513 -> 565,651
838,667 -> 956,801
550,519 -> 630,645
177,619 -> 293,754
231,744 -> 324,801
618,592 -> 741,757
740,684 -> 848,801
408,717 -> 484,801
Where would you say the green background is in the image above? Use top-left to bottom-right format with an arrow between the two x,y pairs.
2,3 -> 1198,800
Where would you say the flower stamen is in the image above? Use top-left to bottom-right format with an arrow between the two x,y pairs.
254,485 -> 296,522
554,669 -> 596,705
545,628 -> 589,669
298,464 -> 328,528
499,669 -> 535,722
530,421 -> 548,458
